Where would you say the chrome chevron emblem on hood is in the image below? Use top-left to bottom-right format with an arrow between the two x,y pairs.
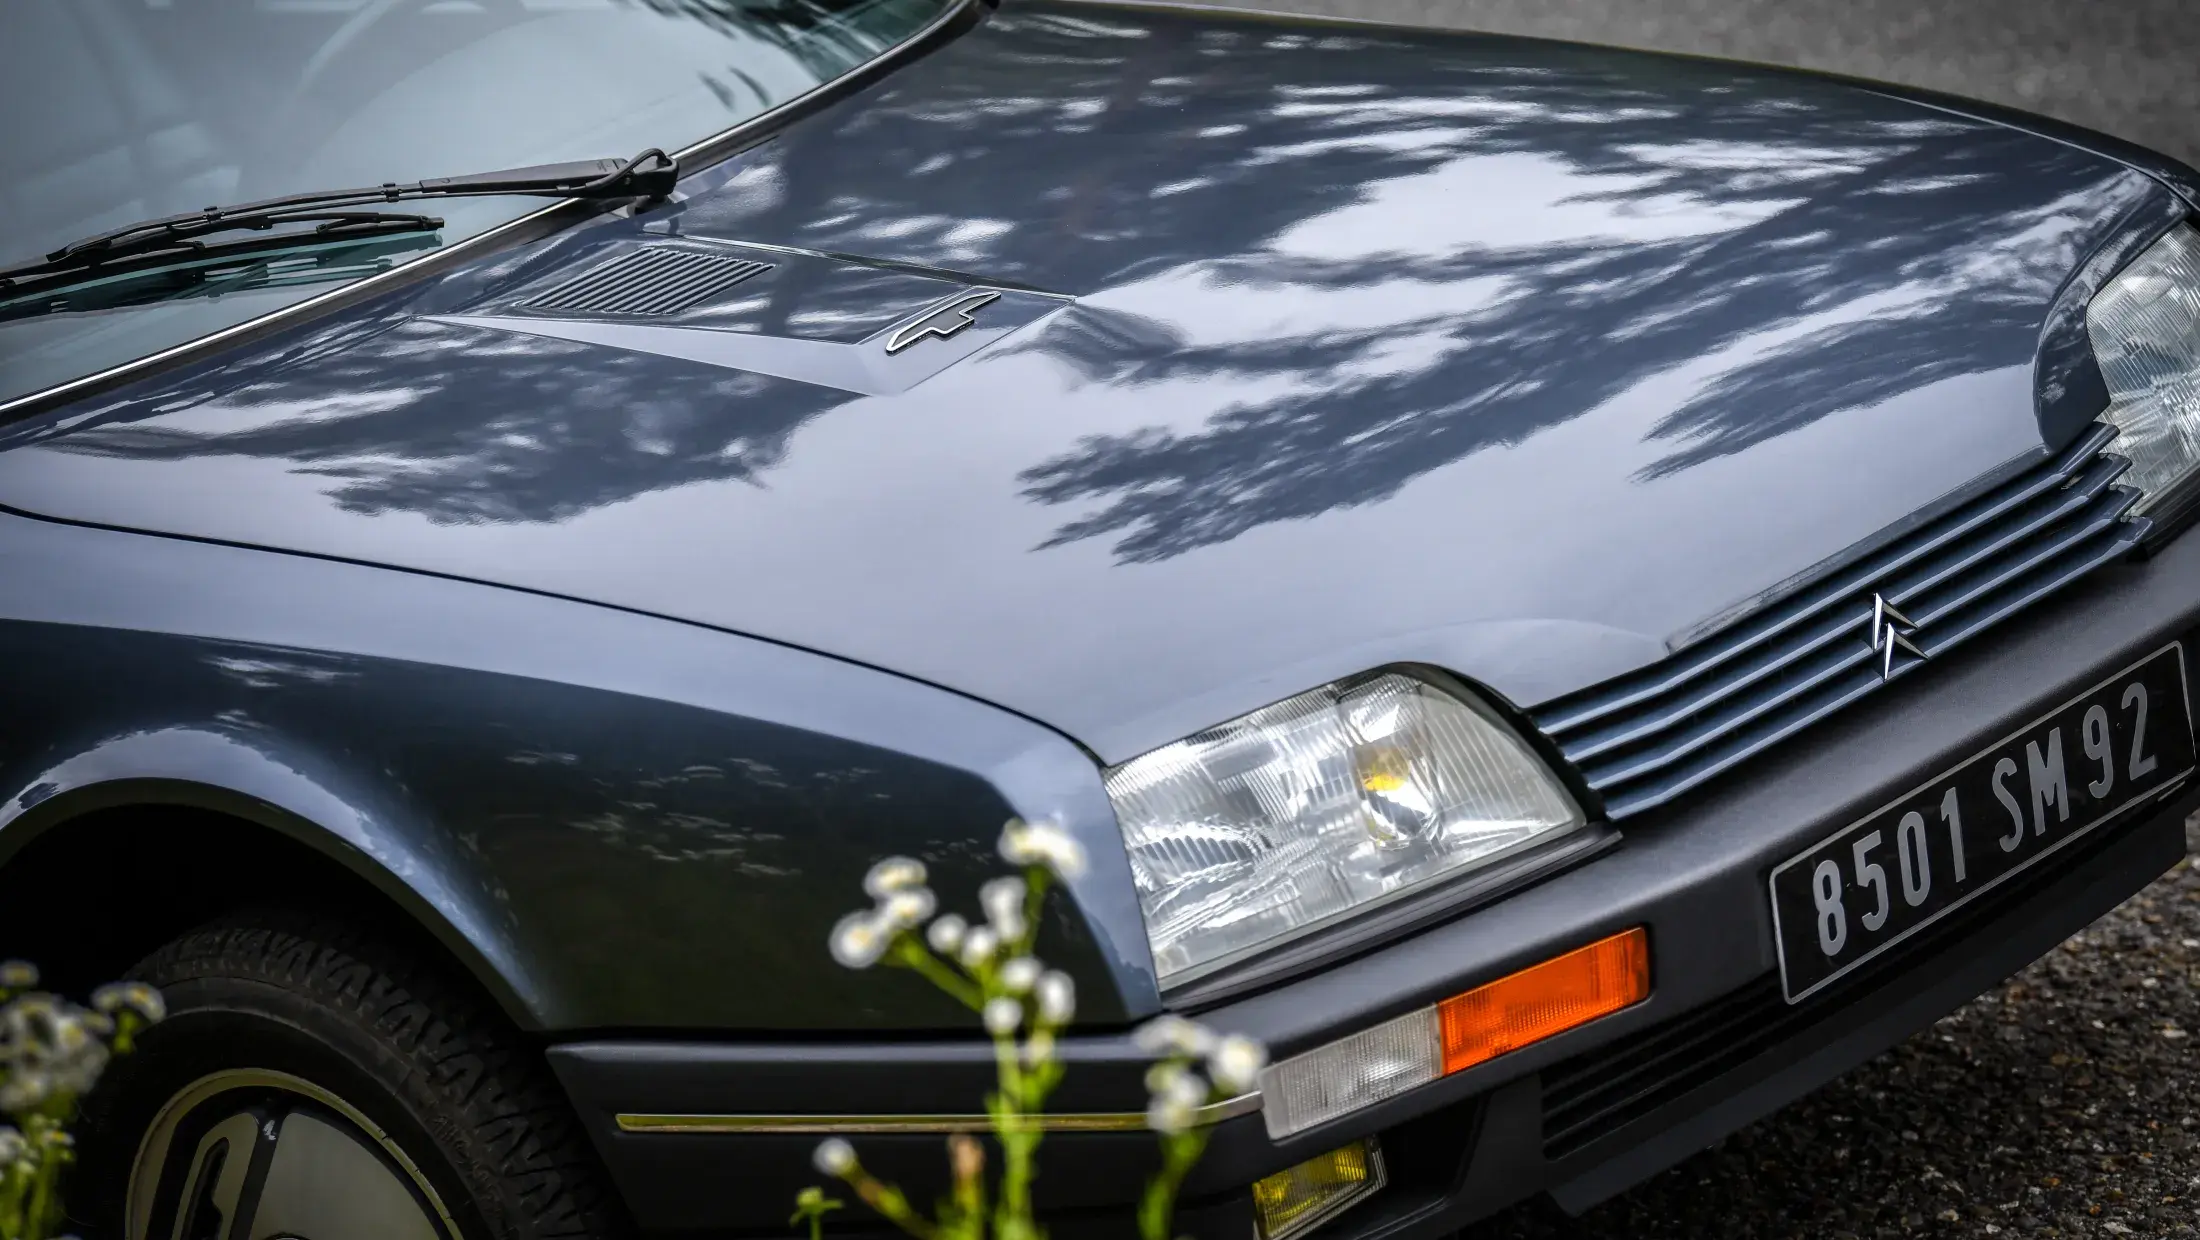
884,290 -> 1000,354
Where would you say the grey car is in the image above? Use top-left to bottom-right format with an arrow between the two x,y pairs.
2,0 -> 2198,1236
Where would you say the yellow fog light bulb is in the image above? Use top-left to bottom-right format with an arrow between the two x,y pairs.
1252,1138 -> 1387,1240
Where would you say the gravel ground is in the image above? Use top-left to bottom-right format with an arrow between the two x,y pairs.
1473,814 -> 2200,1240
1189,3 -> 2200,1234
1216,0 -> 2200,170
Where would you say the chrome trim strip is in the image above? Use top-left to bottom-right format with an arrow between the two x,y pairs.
614,1091 -> 1262,1135
0,0 -> 982,426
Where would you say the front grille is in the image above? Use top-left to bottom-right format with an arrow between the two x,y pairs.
1530,424 -> 2147,819
525,246 -> 771,316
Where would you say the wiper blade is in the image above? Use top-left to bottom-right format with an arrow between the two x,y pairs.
0,212 -> 444,302
0,231 -> 443,323
4,147 -> 676,288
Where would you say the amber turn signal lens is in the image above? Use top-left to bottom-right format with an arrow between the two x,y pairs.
1436,927 -> 1649,1074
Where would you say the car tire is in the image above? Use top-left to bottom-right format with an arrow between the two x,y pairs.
71,908 -> 626,1240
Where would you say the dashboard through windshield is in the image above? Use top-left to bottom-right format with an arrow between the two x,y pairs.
0,0 -> 959,409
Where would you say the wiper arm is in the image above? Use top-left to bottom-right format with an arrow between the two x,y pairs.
3,147 -> 676,291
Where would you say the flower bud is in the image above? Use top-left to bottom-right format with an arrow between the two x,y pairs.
1132,1014 -> 1216,1058
813,1137 -> 858,1177
998,957 -> 1041,994
982,996 -> 1022,1036
879,887 -> 937,931
978,876 -> 1028,942
958,926 -> 1000,970
1146,1097 -> 1197,1135
1207,1034 -> 1268,1094
827,911 -> 891,969
1035,971 -> 1075,1025
926,914 -> 968,955
999,818 -> 1089,879
863,857 -> 927,899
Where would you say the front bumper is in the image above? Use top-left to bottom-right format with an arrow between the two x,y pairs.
549,530 -> 2200,1237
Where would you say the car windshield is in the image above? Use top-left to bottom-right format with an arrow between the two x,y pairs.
0,0 -> 958,410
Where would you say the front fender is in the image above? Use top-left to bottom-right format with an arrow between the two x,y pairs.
0,510 -> 1156,1031
0,748 -> 542,1026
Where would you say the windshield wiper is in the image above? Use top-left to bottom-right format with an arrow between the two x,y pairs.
0,147 -> 677,296
0,232 -> 445,323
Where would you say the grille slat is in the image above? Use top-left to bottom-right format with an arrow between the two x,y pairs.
525,247 -> 771,316
1535,423 -> 2147,820
1538,424 -> 2123,741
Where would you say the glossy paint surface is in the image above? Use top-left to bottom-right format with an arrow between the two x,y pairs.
0,3 -> 2169,769
0,511 -> 1153,1030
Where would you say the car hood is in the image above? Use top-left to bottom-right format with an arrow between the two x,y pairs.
0,1 -> 2169,763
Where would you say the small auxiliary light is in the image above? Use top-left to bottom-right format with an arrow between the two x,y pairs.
1252,1138 -> 1387,1240
1259,928 -> 1650,1139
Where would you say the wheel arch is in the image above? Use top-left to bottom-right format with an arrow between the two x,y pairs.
0,733 -> 544,1030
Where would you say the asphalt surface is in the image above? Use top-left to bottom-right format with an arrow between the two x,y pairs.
1222,0 -> 2200,170
1198,2 -> 2200,1235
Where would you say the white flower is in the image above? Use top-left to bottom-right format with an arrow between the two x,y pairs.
979,876 -> 1028,942
91,980 -> 160,1015
998,957 -> 1041,994
1207,1035 -> 1267,1094
958,926 -> 1001,970
863,857 -> 928,899
1146,1096 -> 1198,1134
999,818 -> 1088,879
813,1137 -> 857,1176
0,1128 -> 23,1165
1035,971 -> 1075,1025
828,911 -> 892,969
1132,1014 -> 1216,1058
0,996 -> 110,1110
926,914 -> 969,955
0,1073 -> 51,1114
983,997 -> 1022,1036
879,888 -> 937,931
0,963 -> 35,991
1144,1060 -> 1205,1105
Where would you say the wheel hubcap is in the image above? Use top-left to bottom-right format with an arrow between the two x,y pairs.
127,1069 -> 462,1240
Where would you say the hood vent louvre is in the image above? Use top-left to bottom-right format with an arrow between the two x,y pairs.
1532,422 -> 2147,820
526,247 -> 771,316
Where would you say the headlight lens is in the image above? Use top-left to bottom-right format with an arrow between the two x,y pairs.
1105,671 -> 1585,983
2088,222 -> 2200,511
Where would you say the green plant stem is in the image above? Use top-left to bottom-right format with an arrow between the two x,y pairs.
23,1117 -> 69,1240
0,1158 -> 24,1240
1138,1129 -> 1211,1240
945,1134 -> 988,1240
989,1033 -> 1040,1240
892,940 -> 983,1011
1018,868 -> 1050,957
840,1166 -> 940,1240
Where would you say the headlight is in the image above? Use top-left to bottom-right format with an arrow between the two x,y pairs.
1105,671 -> 1586,983
2088,222 -> 2200,513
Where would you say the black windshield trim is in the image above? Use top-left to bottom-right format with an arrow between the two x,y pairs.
0,0 -> 984,428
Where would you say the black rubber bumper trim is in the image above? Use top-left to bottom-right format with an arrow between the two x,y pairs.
1546,784 -> 2192,1214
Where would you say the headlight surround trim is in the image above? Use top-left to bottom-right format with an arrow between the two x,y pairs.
2085,218 -> 2200,543
1105,667 -> 1590,989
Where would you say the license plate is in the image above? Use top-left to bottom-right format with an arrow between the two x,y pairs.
1770,644 -> 2194,1003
